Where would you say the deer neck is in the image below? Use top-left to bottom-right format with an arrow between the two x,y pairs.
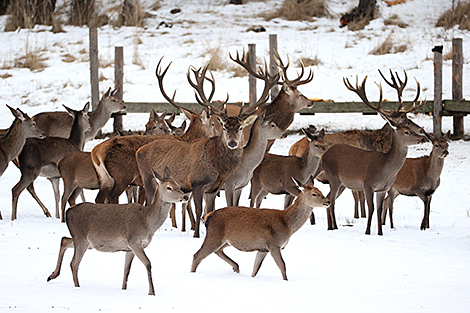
179,116 -> 205,141
147,190 -> 173,233
298,145 -> 320,182
239,122 -> 269,171
427,150 -> 445,181
283,195 -> 313,234
265,92 -> 295,131
68,117 -> 87,151
382,129 -> 409,176
211,136 -> 243,177
86,101 -> 113,139
0,119 -> 25,161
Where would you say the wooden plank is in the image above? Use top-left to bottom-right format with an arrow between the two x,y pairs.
122,100 -> 470,115
269,34 -> 280,99
114,46 -> 124,133
248,44 -> 256,105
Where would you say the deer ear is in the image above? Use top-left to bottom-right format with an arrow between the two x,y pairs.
381,113 -> 398,130
151,168 -> 163,184
180,120 -> 187,130
163,166 -> 173,180
7,105 -> 26,121
83,102 -> 91,112
318,128 -> 325,139
166,112 -> 176,124
444,130 -> 451,140
63,105 -> 75,116
242,114 -> 258,128
302,128 -> 315,142
292,177 -> 304,192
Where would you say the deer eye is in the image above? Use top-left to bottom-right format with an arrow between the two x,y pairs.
312,193 -> 318,197
166,186 -> 173,191
404,131 -> 410,135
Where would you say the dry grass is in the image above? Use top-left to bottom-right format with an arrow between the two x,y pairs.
298,56 -> 322,67
62,53 -> 77,63
369,33 -> 408,55
436,1 -> 470,30
384,14 -> 408,28
265,0 -> 330,21
0,73 -> 13,79
113,0 -> 148,27
14,51 -> 48,71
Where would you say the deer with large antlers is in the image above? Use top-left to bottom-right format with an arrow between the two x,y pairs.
91,59 -> 222,205
47,166 -> 191,295
312,73 -> 427,235
136,61 -> 278,238
382,131 -> 450,230
230,50 -> 314,151
289,70 -> 426,223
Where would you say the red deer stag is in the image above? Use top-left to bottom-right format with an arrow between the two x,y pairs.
11,103 -> 91,220
136,64 -> 272,238
47,166 -> 190,295
250,129 -> 327,208
382,131 -> 450,230
289,70 -> 426,222
0,105 -> 46,220
191,179 -> 330,280
91,58 -> 221,205
313,75 -> 427,235
230,49 -> 314,151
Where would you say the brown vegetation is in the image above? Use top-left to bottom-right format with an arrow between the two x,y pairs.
265,0 -> 329,21
436,1 -> 470,31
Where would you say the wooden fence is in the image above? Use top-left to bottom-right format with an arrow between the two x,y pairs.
88,29 -> 469,138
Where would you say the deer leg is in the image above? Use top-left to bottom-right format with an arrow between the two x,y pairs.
249,178 -> 262,208
225,186 -> 235,207
364,188 -> 375,235
170,205 -> 177,228
129,244 -> 154,296
193,189 -> 204,238
284,194 -> 295,209
79,190 -> 86,203
47,237 -> 73,282
70,243 -> 88,288
353,190 -> 360,219
417,192 -> 431,230
23,182 -> 52,219
269,246 -> 287,280
204,191 -> 218,214
375,191 -> 386,236
214,244 -> 239,273
48,177 -> 61,219
233,187 -> 243,207
255,189 -> 269,209
359,191 -> 366,218
252,251 -> 268,277
383,188 -> 398,228
186,199 -> 196,231
191,237 -> 225,272
61,179 -> 77,222
68,187 -> 83,207
122,251 -> 135,290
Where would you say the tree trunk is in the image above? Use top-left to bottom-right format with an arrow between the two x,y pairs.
340,0 -> 376,29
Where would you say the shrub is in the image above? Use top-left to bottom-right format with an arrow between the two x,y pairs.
436,1 -> 470,31
5,0 -> 56,31
265,0 -> 330,21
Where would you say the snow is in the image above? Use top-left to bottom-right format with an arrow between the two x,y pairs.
0,0 -> 470,312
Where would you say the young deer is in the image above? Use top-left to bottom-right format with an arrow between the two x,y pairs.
47,166 -> 190,295
382,131 -> 450,230
32,88 -> 125,141
0,105 -> 45,220
289,70 -> 426,221
11,103 -> 91,220
144,109 -> 172,135
250,129 -> 328,209
191,179 -> 330,280
314,75 -> 427,235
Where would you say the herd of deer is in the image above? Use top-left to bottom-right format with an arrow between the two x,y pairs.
0,50 -> 450,294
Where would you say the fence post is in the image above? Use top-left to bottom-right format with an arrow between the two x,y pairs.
269,34 -> 280,99
452,38 -> 464,138
433,45 -> 443,137
114,46 -> 124,133
248,43 -> 256,105
89,27 -> 99,111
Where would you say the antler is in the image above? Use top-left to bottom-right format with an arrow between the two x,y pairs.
229,49 -> 280,107
271,49 -> 313,87
378,69 -> 424,114
343,75 -> 385,115
155,57 -> 199,115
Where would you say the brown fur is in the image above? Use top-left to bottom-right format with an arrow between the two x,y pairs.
383,131 -> 450,230
191,183 -> 330,280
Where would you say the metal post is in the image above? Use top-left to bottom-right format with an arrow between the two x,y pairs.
248,44 -> 256,105
114,46 -> 124,133
89,27 -> 99,111
269,34 -> 280,100
433,45 -> 443,137
452,38 -> 464,138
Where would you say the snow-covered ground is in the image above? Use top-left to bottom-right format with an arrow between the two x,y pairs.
0,0 -> 469,312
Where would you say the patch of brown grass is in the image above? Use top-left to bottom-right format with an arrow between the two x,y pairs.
298,56 -> 321,67
4,0 -> 57,31
62,53 -> 77,63
0,73 -> 13,79
436,1 -> 470,30
369,33 -> 408,55
265,0 -> 330,21
14,49 -> 48,71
